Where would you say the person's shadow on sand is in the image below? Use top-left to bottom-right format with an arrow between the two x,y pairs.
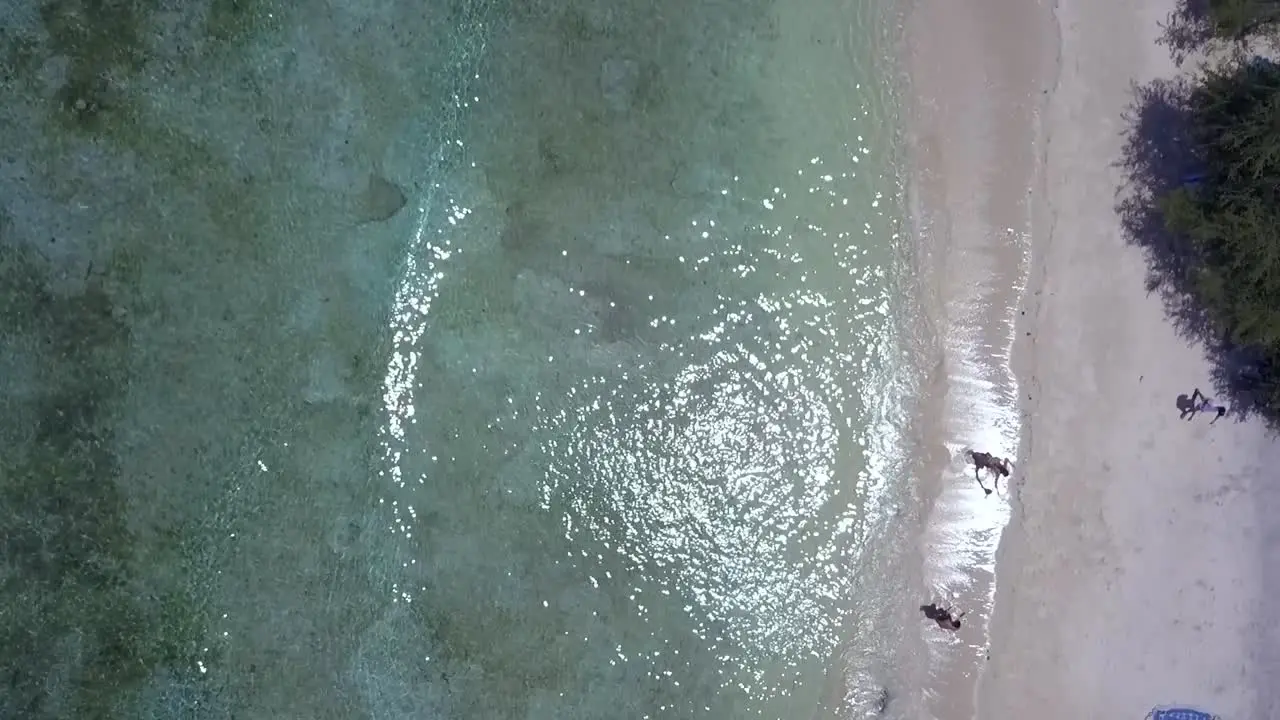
1176,392 -> 1195,417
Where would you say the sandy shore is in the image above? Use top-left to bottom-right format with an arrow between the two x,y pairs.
907,0 -> 1280,717
972,0 -> 1280,719
903,0 -> 1054,715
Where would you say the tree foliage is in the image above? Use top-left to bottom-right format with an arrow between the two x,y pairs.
1161,57 -> 1280,411
1206,0 -> 1280,39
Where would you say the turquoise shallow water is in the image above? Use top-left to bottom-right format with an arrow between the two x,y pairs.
0,0 -> 918,717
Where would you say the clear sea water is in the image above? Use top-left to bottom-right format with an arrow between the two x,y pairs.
0,0 -> 928,717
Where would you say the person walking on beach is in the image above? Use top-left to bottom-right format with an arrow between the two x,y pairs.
1178,388 -> 1226,423
919,602 -> 965,631
964,449 -> 1012,496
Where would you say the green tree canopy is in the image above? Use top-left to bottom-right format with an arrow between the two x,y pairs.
1206,0 -> 1280,39
1161,58 -> 1280,409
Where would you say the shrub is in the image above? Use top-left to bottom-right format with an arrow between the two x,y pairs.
1162,57 -> 1280,411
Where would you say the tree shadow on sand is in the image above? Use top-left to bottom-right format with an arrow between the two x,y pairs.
1116,78 -> 1279,427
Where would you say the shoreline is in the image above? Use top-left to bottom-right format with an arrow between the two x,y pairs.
898,0 -> 1055,715
964,0 -> 1280,719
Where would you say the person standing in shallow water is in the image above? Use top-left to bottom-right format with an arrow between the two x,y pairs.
919,602 -> 965,631
964,449 -> 1012,495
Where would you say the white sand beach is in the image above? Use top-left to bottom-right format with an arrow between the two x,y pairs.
907,0 -> 1280,716
965,0 -> 1280,718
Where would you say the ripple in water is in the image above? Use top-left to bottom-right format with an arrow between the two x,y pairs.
542,310 -> 850,654
509,183 -> 907,701
377,76 -> 911,714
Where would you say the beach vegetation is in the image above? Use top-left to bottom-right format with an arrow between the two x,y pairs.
1204,0 -> 1280,39
1157,57 -> 1280,412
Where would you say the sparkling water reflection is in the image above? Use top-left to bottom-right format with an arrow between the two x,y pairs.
0,0 -> 923,714
371,145 -> 915,713
538,296 -> 862,660
366,0 -> 914,716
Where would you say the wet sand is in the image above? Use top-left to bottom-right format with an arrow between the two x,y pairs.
902,0 -> 1054,715
908,0 -> 1280,717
